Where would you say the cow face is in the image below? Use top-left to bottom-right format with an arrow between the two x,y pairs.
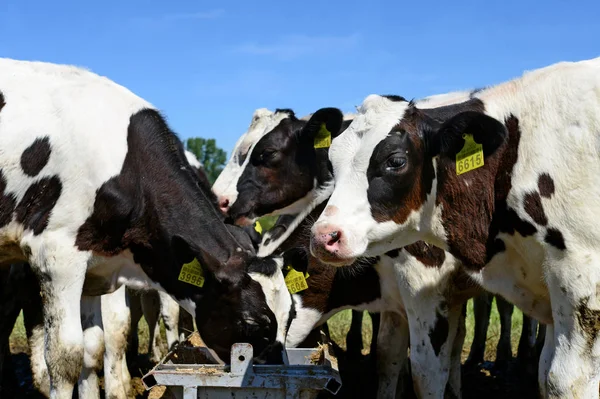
212,109 -> 295,214
227,109 -> 344,226
191,249 -> 299,364
310,95 -> 507,265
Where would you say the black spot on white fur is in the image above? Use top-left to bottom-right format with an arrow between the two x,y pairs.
545,228 -> 566,250
0,169 -> 17,228
429,310 -> 449,356
21,137 -> 52,177
15,176 -> 62,235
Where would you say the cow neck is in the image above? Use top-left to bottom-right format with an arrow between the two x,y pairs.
76,109 -> 249,278
434,110 -> 521,270
256,179 -> 333,257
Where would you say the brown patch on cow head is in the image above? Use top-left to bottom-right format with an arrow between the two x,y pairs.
538,173 -> 555,198
523,192 -> 547,226
15,176 -> 62,235
403,241 -> 446,267
0,169 -> 17,229
21,137 -> 52,177
367,107 -> 436,225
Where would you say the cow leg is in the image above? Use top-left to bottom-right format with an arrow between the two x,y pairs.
126,289 -> 142,364
369,312 -> 380,357
178,309 -> 194,342
406,300 -> 459,399
158,291 -> 180,352
141,290 -> 162,363
535,323 -> 547,362
375,311 -> 408,399
346,310 -> 364,357
466,292 -> 492,366
0,265 -> 27,394
447,304 -> 467,399
21,269 -> 49,398
29,243 -> 88,399
544,267 -> 600,399
495,296 -> 514,366
517,313 -> 539,377
101,286 -> 132,399
78,296 -> 104,399
537,324 -> 554,398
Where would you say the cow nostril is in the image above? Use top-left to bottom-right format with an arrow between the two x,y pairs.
327,231 -> 341,246
219,198 -> 230,210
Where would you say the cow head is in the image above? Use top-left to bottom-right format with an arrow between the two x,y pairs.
212,108 -> 295,214
227,108 -> 346,226
310,94 -> 507,266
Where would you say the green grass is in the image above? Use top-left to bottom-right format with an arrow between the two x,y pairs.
9,311 -> 158,356
10,297 -> 524,362
324,296 -> 524,361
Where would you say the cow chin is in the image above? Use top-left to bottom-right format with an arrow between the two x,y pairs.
309,244 -> 357,267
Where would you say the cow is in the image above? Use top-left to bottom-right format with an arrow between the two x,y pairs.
0,58 -> 284,398
215,106 -> 482,397
310,57 -> 600,398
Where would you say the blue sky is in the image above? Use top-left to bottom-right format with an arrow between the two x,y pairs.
2,0 -> 599,156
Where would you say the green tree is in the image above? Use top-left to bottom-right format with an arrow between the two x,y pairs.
185,138 -> 227,184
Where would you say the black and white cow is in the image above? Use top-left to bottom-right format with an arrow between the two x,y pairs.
214,106 -> 485,398
0,58 -> 283,398
310,57 -> 600,398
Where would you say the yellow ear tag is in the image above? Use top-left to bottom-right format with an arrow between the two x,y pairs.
254,221 -> 263,235
314,123 -> 332,149
284,265 -> 309,294
178,258 -> 205,288
455,134 -> 484,175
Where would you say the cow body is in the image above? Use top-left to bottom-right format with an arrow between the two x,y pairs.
311,57 -> 600,398
0,58 -> 280,398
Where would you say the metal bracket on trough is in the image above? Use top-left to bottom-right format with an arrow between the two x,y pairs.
143,340 -> 342,399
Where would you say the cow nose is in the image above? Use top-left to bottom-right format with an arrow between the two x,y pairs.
312,224 -> 344,254
218,197 -> 230,214
327,231 -> 342,248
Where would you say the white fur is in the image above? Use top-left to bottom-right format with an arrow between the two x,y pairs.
249,257 -> 292,345
313,56 -> 600,397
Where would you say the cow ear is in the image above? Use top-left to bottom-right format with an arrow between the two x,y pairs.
426,111 -> 507,159
282,247 -> 309,275
299,107 -> 344,149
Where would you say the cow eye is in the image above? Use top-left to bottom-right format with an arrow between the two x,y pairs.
259,149 -> 278,162
385,155 -> 407,171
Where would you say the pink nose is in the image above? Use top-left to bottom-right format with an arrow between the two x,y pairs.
312,224 -> 344,255
218,197 -> 230,214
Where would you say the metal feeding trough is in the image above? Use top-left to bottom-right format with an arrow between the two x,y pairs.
142,339 -> 342,399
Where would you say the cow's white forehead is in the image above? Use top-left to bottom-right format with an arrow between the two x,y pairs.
330,95 -> 410,176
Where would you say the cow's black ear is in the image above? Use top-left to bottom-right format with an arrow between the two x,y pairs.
426,111 -> 507,158
299,108 -> 344,149
282,247 -> 309,275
